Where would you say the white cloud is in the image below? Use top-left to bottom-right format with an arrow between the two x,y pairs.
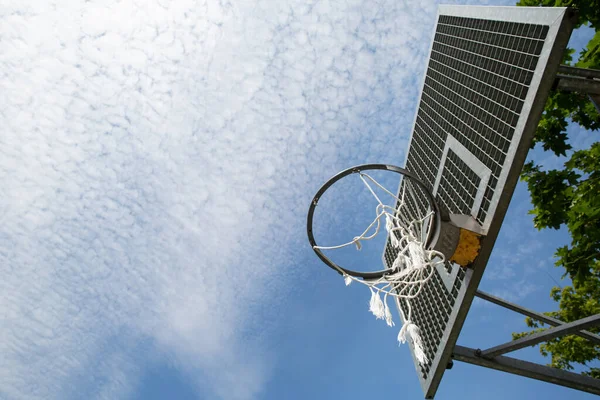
487,279 -> 541,304
0,0 -> 508,399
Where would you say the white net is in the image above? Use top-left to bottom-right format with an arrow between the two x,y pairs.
314,173 -> 445,364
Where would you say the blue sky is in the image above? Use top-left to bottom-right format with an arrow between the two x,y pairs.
1,1 -> 597,399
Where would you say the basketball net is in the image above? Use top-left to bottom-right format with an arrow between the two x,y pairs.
314,173 -> 445,364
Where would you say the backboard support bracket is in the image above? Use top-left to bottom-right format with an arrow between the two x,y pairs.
554,64 -> 600,113
480,314 -> 600,358
432,214 -> 485,266
452,345 -> 600,396
475,290 -> 600,345
449,290 -> 600,396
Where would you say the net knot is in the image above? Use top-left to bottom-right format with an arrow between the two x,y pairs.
386,214 -> 401,248
397,320 -> 412,344
369,289 -> 385,319
384,297 -> 394,327
398,321 -> 429,365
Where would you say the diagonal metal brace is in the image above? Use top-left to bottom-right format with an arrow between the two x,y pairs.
475,290 -> 600,345
480,314 -> 600,359
555,75 -> 600,95
453,345 -> 600,396
557,65 -> 600,79
553,65 -> 600,112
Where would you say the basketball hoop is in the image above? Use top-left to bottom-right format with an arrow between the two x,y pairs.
307,164 -> 446,364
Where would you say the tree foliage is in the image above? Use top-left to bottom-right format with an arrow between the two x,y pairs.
521,143 -> 600,282
512,262 -> 600,378
513,0 -> 600,378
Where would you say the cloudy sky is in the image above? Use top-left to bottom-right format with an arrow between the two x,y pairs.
1,1 -> 597,399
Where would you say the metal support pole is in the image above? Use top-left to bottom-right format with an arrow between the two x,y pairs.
590,94 -> 600,114
557,65 -> 600,79
553,65 -> 600,111
555,75 -> 600,94
475,290 -> 600,345
480,314 -> 600,358
453,345 -> 600,396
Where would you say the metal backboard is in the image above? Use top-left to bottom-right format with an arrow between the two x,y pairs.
383,6 -> 575,399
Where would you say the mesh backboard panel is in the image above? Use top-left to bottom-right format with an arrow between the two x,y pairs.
384,6 -> 575,399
